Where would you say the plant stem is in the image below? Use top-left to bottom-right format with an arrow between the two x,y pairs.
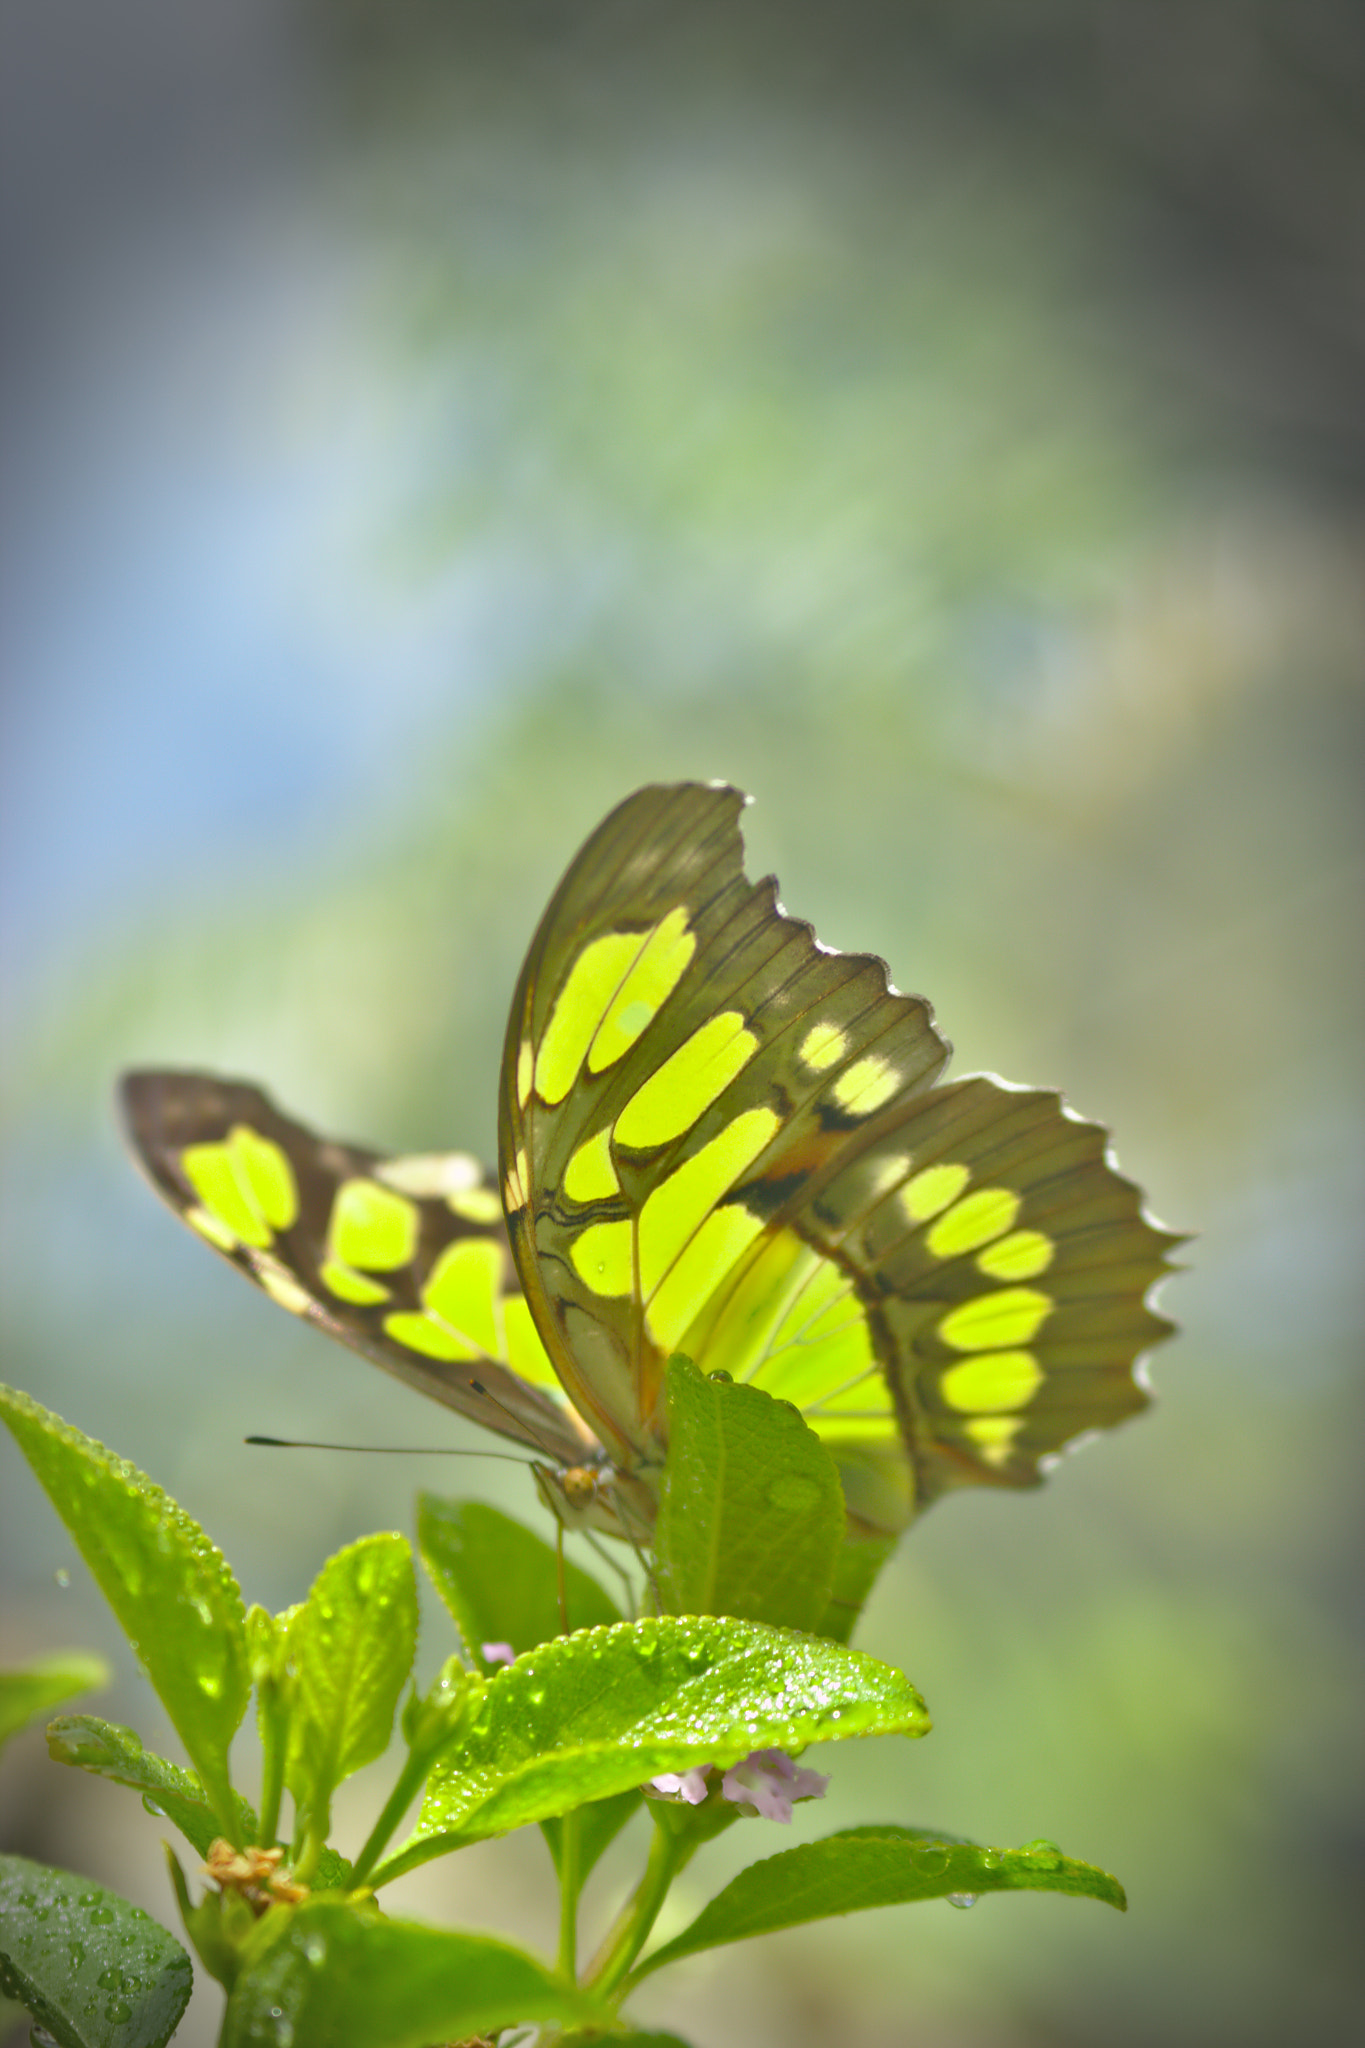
557,1808 -> 582,1979
585,1814 -> 685,2004
255,1702 -> 286,1849
349,1747 -> 431,1888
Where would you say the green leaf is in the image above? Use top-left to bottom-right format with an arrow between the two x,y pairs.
0,1652 -> 110,1752
0,1386 -> 249,1837
633,1825 -> 1127,1979
47,1718 -> 352,1889
417,1494 -> 620,1663
46,1716 -> 257,1859
0,1852 -> 191,2048
285,1534 -> 419,1837
813,1536 -> 894,1644
219,1896 -> 602,2048
378,1613 -> 928,1879
656,1358 -> 844,1633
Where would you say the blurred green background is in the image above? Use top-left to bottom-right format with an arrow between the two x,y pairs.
2,4 -> 1361,2044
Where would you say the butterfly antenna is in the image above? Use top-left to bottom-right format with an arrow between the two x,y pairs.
467,1377 -> 590,1467
245,1435 -> 532,1463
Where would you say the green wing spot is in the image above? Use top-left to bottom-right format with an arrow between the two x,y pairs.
799,1022 -> 850,1071
830,1054 -> 901,1117
650,1204 -> 768,1353
181,1140 -> 272,1249
977,1229 -> 1055,1280
940,1350 -> 1042,1413
503,1294 -> 561,1387
330,1178 -> 419,1271
900,1162 -> 971,1224
966,1415 -> 1024,1462
320,1260 -> 391,1306
570,1220 -> 636,1297
615,1011 -> 758,1150
587,904 -> 695,1071
535,930 -> 650,1104
228,1123 -> 298,1230
638,1109 -> 779,1295
423,1239 -> 503,1355
938,1286 -> 1052,1352
382,1310 -> 478,1361
563,1127 -> 621,1203
926,1187 -> 1022,1259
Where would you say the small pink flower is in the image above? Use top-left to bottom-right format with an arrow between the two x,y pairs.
480,1641 -> 515,1667
648,1767 -> 712,1805
721,1748 -> 829,1824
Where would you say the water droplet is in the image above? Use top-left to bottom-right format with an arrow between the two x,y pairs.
141,1797 -> 167,1818
88,1907 -> 115,1925
105,2003 -> 133,2025
946,1892 -> 979,1910
301,1932 -> 327,1965
197,1670 -> 224,1699
981,1847 -> 1004,1870
1020,1839 -> 1062,1871
54,1568 -> 70,1588
911,1841 -> 950,1877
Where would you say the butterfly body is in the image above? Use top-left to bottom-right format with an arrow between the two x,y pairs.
121,783 -> 1179,1545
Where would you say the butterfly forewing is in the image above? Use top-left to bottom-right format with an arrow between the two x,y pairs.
119,1071 -> 593,1467
498,782 -> 953,1471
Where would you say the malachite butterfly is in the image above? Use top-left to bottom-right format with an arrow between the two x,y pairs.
121,782 -> 1179,1547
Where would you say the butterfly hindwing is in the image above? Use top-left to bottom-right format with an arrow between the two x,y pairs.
694,1071 -> 1179,1520
119,1071 -> 592,1467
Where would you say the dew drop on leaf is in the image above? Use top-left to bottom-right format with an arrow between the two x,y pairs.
946,1892 -> 979,1910
1020,1839 -> 1062,1870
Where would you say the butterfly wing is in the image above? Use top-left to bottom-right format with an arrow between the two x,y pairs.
119,1071 -> 594,1467
685,1071 -> 1180,1531
499,783 -> 1179,1532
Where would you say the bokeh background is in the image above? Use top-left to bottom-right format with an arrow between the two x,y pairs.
2,3 -> 1362,2043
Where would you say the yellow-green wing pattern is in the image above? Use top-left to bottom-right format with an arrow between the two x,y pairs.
499,782 -> 1179,1536
498,783 -> 950,1472
682,1071 -> 1179,1529
119,1072 -> 593,1468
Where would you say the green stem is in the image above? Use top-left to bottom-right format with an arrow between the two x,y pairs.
557,1808 -> 582,1980
349,1747 -> 432,1889
254,1702 -> 286,1849
585,1814 -> 686,2004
